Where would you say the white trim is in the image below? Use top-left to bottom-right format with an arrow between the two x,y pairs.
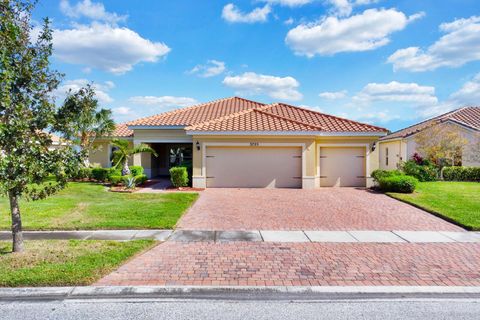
187,131 -> 386,137
133,138 -> 193,143
128,125 -> 185,130
317,143 -> 371,187
200,142 -> 306,187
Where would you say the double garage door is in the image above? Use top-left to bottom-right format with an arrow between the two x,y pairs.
205,146 -> 366,188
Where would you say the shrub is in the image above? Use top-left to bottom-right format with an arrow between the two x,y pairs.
123,176 -> 136,190
134,174 -> 148,185
371,169 -> 403,183
442,166 -> 480,182
71,167 -> 92,180
129,166 -> 144,176
108,175 -> 123,185
170,166 -> 189,187
401,160 -> 437,182
91,168 -> 109,182
378,175 -> 418,193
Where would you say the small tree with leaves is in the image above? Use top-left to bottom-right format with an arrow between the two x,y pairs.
0,0 -> 82,252
111,139 -> 157,176
55,84 -> 115,166
414,123 -> 468,167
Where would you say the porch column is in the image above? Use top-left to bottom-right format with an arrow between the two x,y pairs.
133,141 -> 153,178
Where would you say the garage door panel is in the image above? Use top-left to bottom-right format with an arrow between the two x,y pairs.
320,147 -> 366,187
206,147 -> 302,188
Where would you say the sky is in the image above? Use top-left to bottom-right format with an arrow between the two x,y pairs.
32,0 -> 480,131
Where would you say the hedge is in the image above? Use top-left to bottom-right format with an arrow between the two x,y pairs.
130,166 -> 144,176
170,166 -> 189,187
442,166 -> 480,182
91,168 -> 109,182
378,175 -> 418,193
371,169 -> 403,183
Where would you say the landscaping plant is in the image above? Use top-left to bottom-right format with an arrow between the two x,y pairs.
170,167 -> 189,187
0,0 -> 82,252
378,175 -> 418,193
111,139 -> 157,176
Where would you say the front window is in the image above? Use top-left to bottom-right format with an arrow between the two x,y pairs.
385,147 -> 389,166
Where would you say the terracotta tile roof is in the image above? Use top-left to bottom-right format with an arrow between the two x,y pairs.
112,123 -> 133,137
380,106 -> 480,141
186,102 -> 387,133
127,97 -> 264,127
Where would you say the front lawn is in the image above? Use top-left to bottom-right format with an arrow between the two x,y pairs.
388,182 -> 480,230
0,240 -> 155,287
0,182 -> 198,230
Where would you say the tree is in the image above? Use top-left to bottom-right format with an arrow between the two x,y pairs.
55,84 -> 115,166
0,0 -> 82,252
111,139 -> 157,175
414,123 -> 468,166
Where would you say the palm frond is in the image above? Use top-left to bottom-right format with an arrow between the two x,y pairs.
131,144 -> 158,157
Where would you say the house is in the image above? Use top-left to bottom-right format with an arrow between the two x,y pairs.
378,107 -> 480,170
47,133 -> 68,151
91,97 -> 388,188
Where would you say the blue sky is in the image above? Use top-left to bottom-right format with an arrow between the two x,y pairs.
33,0 -> 480,131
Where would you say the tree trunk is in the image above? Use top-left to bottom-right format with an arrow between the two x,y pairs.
8,190 -> 24,253
122,160 -> 131,176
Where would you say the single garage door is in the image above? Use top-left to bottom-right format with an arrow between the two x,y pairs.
206,147 -> 302,188
320,147 -> 366,187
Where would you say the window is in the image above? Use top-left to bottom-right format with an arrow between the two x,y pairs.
385,147 -> 389,166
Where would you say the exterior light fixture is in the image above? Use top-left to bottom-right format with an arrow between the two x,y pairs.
371,142 -> 376,152
196,141 -> 200,151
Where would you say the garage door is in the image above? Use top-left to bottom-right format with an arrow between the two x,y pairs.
206,147 -> 302,188
320,147 -> 366,187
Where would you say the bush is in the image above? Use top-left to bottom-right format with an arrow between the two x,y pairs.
91,168 -> 109,182
378,175 -> 418,193
443,166 -> 480,182
134,174 -> 148,185
108,175 -> 123,185
169,166 -> 189,187
371,169 -> 403,183
401,160 -> 437,182
129,166 -> 144,176
71,167 -> 92,180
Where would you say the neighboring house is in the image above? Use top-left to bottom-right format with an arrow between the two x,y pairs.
48,133 -> 68,151
379,107 -> 480,170
90,97 -> 388,188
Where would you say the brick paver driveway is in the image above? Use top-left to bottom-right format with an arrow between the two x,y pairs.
97,188 -> 479,287
177,188 -> 461,231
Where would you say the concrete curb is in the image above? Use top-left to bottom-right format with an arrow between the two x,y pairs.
1,285 -> 480,301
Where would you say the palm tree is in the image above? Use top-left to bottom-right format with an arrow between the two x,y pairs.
111,139 -> 157,175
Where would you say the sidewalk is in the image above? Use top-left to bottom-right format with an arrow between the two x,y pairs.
1,229 -> 479,243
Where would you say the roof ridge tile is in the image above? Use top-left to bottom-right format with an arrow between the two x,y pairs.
255,107 -> 325,131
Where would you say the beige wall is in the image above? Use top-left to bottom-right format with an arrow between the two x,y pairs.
89,140 -> 133,168
191,135 -> 380,189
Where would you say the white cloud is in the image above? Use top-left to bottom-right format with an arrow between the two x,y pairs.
326,0 -> 380,17
388,16 -> 480,72
259,0 -> 313,7
420,72 -> 480,117
222,3 -> 271,23
113,106 -> 133,115
55,79 -> 115,104
128,96 -> 198,108
52,23 -> 170,74
285,8 -> 423,57
223,72 -> 302,101
319,90 -> 347,100
284,17 -> 294,25
60,0 -> 127,24
188,60 -> 226,78
354,81 -> 438,105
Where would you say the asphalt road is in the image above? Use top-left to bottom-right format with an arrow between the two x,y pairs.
1,297 -> 480,320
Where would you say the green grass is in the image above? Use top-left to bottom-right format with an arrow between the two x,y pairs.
388,181 -> 480,230
0,240 -> 155,287
0,182 -> 198,230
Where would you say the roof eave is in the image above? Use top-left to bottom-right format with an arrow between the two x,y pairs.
186,131 -> 387,136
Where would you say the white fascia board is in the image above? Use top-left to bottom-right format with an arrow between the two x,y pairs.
187,131 -> 387,137
128,125 -> 186,130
